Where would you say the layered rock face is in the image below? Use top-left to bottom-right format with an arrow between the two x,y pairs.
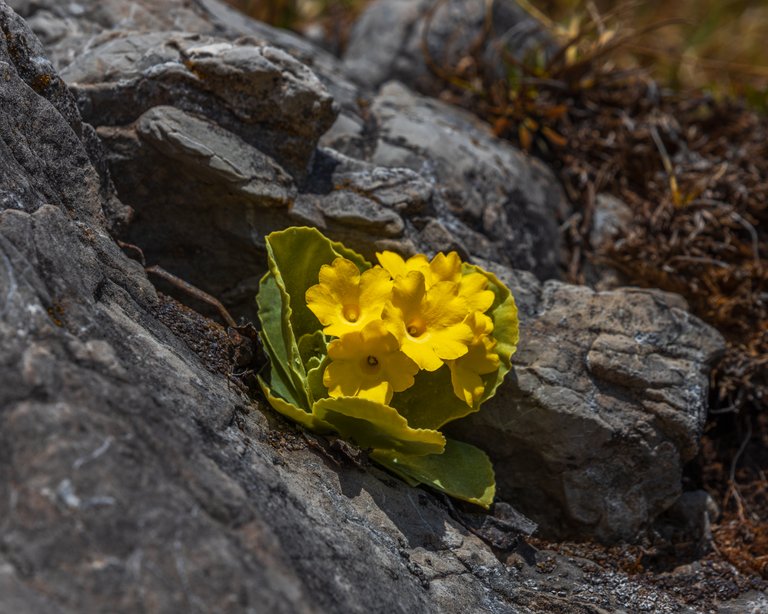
0,0 -> 737,611
458,270 -> 723,540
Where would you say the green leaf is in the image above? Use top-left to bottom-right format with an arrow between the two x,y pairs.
390,365 -> 474,430
259,377 -> 334,433
256,272 -> 308,409
306,355 -> 330,405
312,397 -> 446,456
265,227 -> 370,342
371,439 -> 496,509
298,330 -> 327,371
325,236 -> 370,272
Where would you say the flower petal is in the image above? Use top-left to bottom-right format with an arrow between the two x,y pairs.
305,284 -> 340,327
377,251 -> 430,281
357,266 -> 393,325
323,359 -> 360,398
448,332 -> 500,406
429,323 -> 473,360
382,351 -> 419,393
398,337 -> 446,372
430,252 -> 462,284
356,380 -> 393,404
423,281 -> 469,328
459,272 -> 495,313
376,251 -> 407,278
318,257 -> 361,292
307,258 -> 391,337
448,361 -> 484,406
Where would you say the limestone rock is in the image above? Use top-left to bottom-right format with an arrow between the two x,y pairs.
17,0 -> 568,283
451,265 -> 725,541
584,193 -> 635,289
61,33 -> 337,179
8,0 -> 361,115
0,4 -> 525,611
325,81 -> 567,278
34,0 -> 715,545
52,26 -> 565,325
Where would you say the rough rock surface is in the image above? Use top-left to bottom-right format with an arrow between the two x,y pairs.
63,32 -> 337,179
0,0 -> 752,611
7,0 -> 362,113
46,12 -> 726,544
13,0 -> 569,283
55,29 -> 566,324
10,0 -> 725,540
344,0 -> 552,95
324,81 -> 567,278
0,4 -> 563,612
452,265 -> 725,541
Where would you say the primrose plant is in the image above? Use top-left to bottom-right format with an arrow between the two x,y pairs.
257,227 -> 519,507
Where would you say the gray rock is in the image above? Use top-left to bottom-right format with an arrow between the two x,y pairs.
335,81 -> 568,279
717,591 -> 768,614
344,0 -> 553,94
42,0 -> 715,546
451,264 -> 725,542
55,27 -> 564,325
18,0 -> 568,283
590,193 -> 634,251
0,8 -> 711,610
583,193 -> 633,290
82,96 -> 432,321
62,33 -> 337,179
0,4 -> 521,612
9,0 -> 362,116
651,490 -> 719,556
3,1 -> 760,611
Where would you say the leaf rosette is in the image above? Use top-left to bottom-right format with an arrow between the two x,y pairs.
257,227 -> 519,508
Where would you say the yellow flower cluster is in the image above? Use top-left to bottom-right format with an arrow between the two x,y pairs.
305,251 -> 501,407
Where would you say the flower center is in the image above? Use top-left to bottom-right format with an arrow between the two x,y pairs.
361,354 -> 381,374
406,318 -> 426,338
343,305 -> 360,322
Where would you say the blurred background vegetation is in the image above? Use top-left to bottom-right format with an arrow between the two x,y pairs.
533,0 -> 768,108
226,0 -> 768,108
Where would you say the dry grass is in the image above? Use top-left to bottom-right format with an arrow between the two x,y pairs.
420,0 -> 767,415
533,0 -> 768,106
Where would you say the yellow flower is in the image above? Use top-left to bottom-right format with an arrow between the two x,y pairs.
382,271 -> 473,371
323,321 -> 418,404
306,258 -> 392,337
376,251 -> 430,281
458,272 -> 495,313
448,312 -> 500,407
428,251 -> 462,285
377,250 -> 463,288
